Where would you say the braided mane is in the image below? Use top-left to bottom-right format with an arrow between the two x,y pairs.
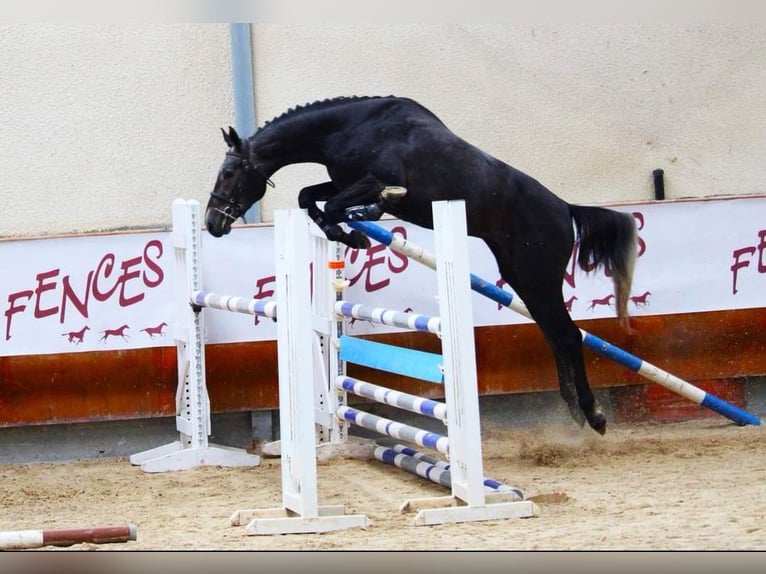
255,95 -> 391,134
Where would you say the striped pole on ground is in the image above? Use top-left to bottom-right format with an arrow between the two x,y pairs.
348,220 -> 761,427
390,444 -> 519,493
0,524 -> 137,549
373,445 -> 524,499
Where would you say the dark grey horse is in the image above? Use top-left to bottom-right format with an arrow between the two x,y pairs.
205,95 -> 637,435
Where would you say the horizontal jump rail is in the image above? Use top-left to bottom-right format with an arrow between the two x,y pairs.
191,290 -> 277,319
335,376 -> 448,421
374,444 -> 524,498
337,405 -> 449,454
334,301 -> 441,334
389,444 -> 518,493
348,220 -> 761,427
338,335 -> 445,384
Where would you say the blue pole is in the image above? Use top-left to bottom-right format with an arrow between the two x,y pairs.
229,23 -> 260,223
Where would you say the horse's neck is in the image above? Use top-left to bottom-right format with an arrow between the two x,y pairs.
249,114 -> 339,173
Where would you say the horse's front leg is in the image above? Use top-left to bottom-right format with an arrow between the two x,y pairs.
324,174 -> 407,224
298,182 -> 370,249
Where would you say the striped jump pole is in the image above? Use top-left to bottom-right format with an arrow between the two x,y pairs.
334,301 -> 440,334
373,444 -> 524,499
335,376 -> 448,420
337,405 -> 450,454
388,444 -> 517,494
192,290 -> 277,319
348,220 -> 761,427
0,524 -> 137,550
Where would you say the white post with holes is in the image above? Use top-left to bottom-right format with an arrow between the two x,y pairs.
129,199 -> 260,473
229,208 -> 369,534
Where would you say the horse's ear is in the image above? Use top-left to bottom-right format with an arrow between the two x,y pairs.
221,127 -> 231,147
224,126 -> 242,151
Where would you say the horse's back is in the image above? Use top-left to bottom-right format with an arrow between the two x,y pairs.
330,96 -> 575,241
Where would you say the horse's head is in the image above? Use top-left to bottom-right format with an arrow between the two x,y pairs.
205,126 -> 272,237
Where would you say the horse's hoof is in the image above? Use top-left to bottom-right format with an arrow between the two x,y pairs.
345,204 -> 383,221
381,186 -> 407,202
587,411 -> 607,435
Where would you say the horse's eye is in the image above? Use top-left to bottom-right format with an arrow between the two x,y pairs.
222,169 -> 234,179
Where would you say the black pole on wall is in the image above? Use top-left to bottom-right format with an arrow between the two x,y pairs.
652,168 -> 665,200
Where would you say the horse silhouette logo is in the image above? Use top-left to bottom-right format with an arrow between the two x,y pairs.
99,324 -> 130,342
630,291 -> 652,308
62,325 -> 90,345
587,294 -> 615,311
141,321 -> 168,339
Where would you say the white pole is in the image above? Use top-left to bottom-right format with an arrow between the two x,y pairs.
273,208 -> 319,518
433,200 -> 486,508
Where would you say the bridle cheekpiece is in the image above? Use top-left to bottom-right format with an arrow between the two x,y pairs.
209,145 -> 274,222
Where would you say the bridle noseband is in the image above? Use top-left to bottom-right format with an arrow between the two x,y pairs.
209,149 -> 275,222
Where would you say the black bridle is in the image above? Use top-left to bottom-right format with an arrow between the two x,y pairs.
209,149 -> 274,222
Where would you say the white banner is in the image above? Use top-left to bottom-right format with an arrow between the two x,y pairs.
1,196 -> 764,357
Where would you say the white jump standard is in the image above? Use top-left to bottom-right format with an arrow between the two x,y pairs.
328,200 -> 538,525
129,199 -> 260,473
228,207 -> 369,535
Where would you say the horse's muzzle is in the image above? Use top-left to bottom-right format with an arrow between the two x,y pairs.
204,207 -> 232,238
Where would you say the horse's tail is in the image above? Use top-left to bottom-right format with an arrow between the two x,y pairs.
569,204 -> 638,331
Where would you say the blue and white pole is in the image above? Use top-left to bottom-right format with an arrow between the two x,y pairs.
337,406 -> 450,454
191,290 -> 277,319
373,444 -> 524,499
334,301 -> 440,334
335,376 -> 448,420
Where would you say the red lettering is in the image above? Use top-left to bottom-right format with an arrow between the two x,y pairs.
252,275 -> 276,325
4,240 -> 168,341
33,269 -> 60,319
347,243 -> 390,292
61,271 -> 93,322
118,256 -> 144,307
142,239 -> 165,288
731,246 -> 755,295
5,290 -> 33,340
758,230 -> 766,273
387,226 -> 409,273
93,253 -> 120,301
731,228 -> 766,295
345,227 -> 410,293
632,212 -> 646,258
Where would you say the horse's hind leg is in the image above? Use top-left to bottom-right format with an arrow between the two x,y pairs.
494,247 -> 606,434
526,289 -> 605,434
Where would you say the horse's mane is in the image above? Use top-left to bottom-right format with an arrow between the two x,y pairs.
254,95 -> 393,135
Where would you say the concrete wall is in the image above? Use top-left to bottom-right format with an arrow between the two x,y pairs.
0,23 -> 233,237
2,23 -> 765,237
